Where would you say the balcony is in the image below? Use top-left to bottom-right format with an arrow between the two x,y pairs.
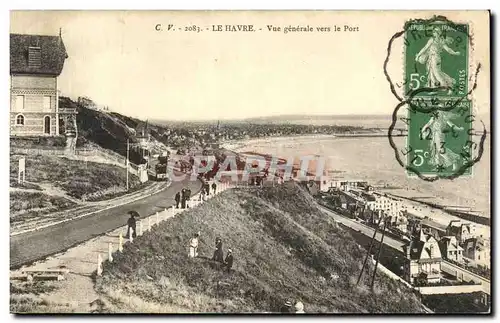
421,269 -> 441,280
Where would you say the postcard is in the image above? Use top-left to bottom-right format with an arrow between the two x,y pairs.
9,10 -> 491,314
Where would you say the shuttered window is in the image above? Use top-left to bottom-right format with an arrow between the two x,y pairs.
28,47 -> 42,68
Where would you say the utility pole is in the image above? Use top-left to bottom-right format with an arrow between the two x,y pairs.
370,216 -> 391,291
126,139 -> 130,191
356,213 -> 384,286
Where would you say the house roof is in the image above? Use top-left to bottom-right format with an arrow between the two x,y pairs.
10,33 -> 68,76
421,218 -> 448,232
405,233 -> 441,261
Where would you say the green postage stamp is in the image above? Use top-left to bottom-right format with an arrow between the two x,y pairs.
406,98 -> 473,177
404,21 -> 469,97
404,20 -> 472,177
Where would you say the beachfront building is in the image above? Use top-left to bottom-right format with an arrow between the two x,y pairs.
439,236 -> 464,263
363,192 -> 408,219
420,218 -> 448,241
10,32 -> 71,136
446,220 -> 477,244
403,232 -> 442,284
463,237 -> 490,269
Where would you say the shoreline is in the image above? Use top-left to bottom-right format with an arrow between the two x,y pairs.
219,135 -> 490,237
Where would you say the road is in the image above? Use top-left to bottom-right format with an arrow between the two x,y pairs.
10,174 -> 202,269
318,205 -> 491,295
318,205 -> 406,252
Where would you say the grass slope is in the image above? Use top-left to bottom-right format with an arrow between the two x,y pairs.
10,153 -> 141,200
96,183 -> 424,313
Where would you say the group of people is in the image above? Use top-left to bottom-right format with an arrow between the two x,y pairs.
188,233 -> 234,273
174,187 -> 192,209
198,182 -> 217,201
175,182 -> 218,208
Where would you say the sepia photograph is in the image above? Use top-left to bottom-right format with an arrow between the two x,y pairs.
7,9 -> 491,314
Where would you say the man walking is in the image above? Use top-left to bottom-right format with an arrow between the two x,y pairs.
126,211 -> 138,239
212,237 -> 224,263
211,182 -> 217,195
175,191 -> 181,209
181,188 -> 187,209
185,188 -> 192,208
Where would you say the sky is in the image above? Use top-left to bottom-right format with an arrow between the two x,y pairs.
9,11 -> 490,121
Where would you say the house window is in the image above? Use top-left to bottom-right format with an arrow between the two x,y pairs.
16,114 -> 25,125
28,47 -> 42,68
15,95 -> 24,111
44,116 -> 51,134
43,96 -> 51,112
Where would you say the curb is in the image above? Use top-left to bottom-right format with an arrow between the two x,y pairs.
10,182 -> 170,237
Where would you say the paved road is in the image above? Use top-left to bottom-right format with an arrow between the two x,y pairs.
10,174 -> 202,269
319,205 -> 491,295
318,205 -> 406,252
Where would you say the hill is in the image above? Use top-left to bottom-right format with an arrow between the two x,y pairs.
95,183 -> 424,313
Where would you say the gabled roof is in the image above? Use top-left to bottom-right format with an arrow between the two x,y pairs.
440,236 -> 463,251
405,233 -> 441,261
10,33 -> 68,76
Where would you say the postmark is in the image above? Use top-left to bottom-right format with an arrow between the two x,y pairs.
407,97 -> 473,177
384,16 -> 486,180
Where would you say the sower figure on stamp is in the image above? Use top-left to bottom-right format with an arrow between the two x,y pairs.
415,27 -> 461,94
421,110 -> 464,170
126,211 -> 138,239
188,232 -> 200,258
175,191 -> 181,209
212,237 -> 224,263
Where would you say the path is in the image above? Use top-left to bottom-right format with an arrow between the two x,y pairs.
10,172 -> 202,269
10,182 -> 233,312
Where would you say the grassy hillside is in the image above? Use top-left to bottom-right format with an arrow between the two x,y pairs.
9,152 -> 143,225
95,183 -> 424,313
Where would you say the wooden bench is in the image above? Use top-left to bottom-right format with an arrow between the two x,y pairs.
21,269 -> 70,282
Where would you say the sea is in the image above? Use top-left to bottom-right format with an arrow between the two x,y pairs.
227,134 -> 491,219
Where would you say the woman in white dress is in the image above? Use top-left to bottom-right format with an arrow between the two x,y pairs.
415,27 -> 461,94
420,110 -> 464,171
188,232 -> 200,258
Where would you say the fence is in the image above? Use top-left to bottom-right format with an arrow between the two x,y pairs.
415,284 -> 483,295
96,180 -> 235,277
10,146 -> 139,175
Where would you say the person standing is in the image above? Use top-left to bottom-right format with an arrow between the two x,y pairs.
188,232 -> 200,258
185,188 -> 192,208
212,237 -> 224,263
280,300 -> 293,313
181,188 -> 187,209
212,182 -> 217,195
175,191 -> 181,209
294,301 -> 305,314
126,211 -> 137,239
223,248 -> 234,273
